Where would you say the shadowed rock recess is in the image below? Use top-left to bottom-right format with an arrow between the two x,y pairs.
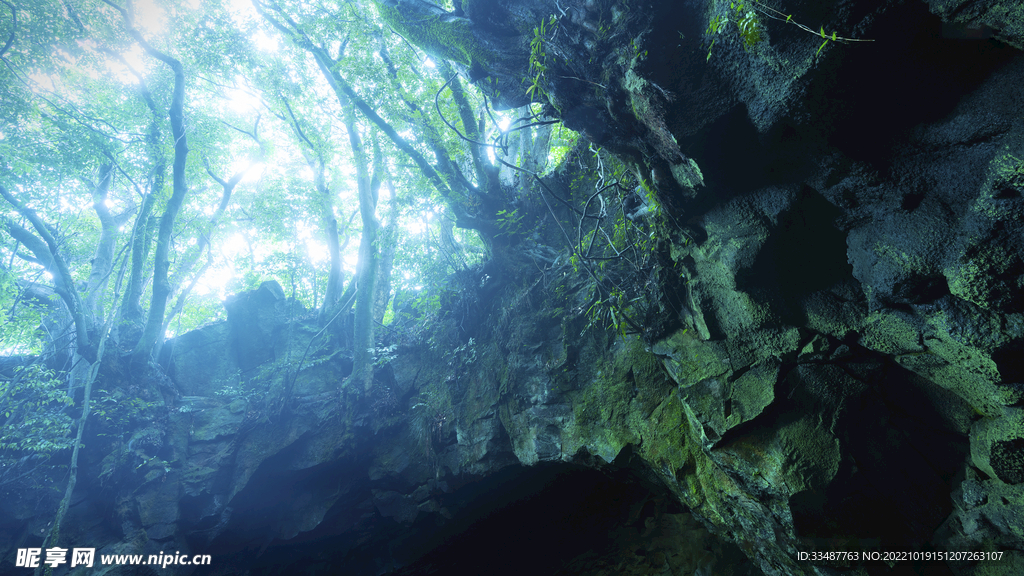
4,0 -> 1024,574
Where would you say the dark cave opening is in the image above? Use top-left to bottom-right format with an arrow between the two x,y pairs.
810,1 -> 1019,173
192,453 -> 759,576
384,464 -> 665,576
787,355 -> 972,560
992,339 -> 1024,385
735,184 -> 853,328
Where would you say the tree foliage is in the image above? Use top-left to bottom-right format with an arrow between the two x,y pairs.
1,0 -> 572,491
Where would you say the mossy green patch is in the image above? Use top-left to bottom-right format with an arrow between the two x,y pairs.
676,358 -> 777,443
945,239 -> 1024,311
970,407 -> 1024,484
778,417 -> 841,493
566,337 -> 678,462
633,393 -> 691,469
670,159 -> 704,190
569,373 -> 637,459
861,310 -> 924,356
653,329 -> 732,386
802,292 -> 865,340
895,309 -> 1008,415
728,360 -> 778,427
688,242 -> 772,339
190,400 -> 245,442
873,241 -> 929,275
972,152 -> 1024,220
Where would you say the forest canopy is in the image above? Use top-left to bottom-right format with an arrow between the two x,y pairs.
0,0 -> 579,366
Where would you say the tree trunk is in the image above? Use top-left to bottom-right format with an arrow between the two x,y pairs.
84,163 -> 118,332
374,181 -> 399,324
318,166 -> 344,316
119,11 -> 190,365
118,49 -> 164,335
120,168 -> 159,333
277,95 -> 344,318
350,133 -> 383,392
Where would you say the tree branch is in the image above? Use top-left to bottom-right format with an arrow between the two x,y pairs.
0,0 -> 16,60
0,184 -> 94,362
101,0 -> 191,365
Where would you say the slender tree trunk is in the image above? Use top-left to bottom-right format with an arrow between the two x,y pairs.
374,182 -> 398,324
353,213 -> 378,390
159,162 -> 246,333
318,167 -> 344,315
277,95 -> 343,318
37,259 -> 125,576
118,49 -> 163,333
345,126 -> 383,393
115,15 -> 189,365
84,163 -> 117,330
37,355 -> 99,576
120,184 -> 156,326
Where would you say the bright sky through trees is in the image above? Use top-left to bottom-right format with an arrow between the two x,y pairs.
0,0 -> 581,355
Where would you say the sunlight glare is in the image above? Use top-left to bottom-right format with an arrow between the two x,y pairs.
221,233 -> 247,259
226,0 -> 256,27
343,252 -> 358,271
97,44 -> 149,85
306,240 -> 326,263
253,30 -> 279,53
402,219 -> 427,236
132,0 -> 167,37
231,158 -> 263,182
228,83 -> 260,112
196,265 -> 236,300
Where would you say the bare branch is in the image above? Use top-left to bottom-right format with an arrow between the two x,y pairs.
0,0 -> 16,59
